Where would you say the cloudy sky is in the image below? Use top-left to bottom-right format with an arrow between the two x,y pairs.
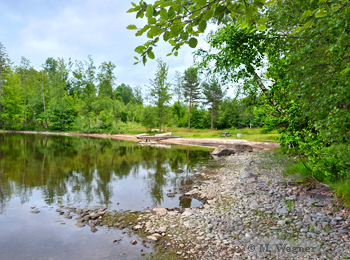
1,0 -> 213,92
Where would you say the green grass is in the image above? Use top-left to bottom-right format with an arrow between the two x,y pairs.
282,152 -> 350,208
329,180 -> 350,207
284,161 -> 313,178
140,248 -> 182,260
94,123 -> 280,143
168,127 -> 280,142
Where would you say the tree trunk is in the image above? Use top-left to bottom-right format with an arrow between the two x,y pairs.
211,105 -> 214,130
188,96 -> 192,131
253,71 -> 284,114
41,72 -> 48,129
41,137 -> 48,177
159,109 -> 162,132
0,73 -> 2,116
23,71 -> 27,127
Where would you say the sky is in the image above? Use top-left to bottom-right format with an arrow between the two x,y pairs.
1,0 -> 215,95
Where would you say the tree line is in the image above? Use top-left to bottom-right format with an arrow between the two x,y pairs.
0,44 -> 261,133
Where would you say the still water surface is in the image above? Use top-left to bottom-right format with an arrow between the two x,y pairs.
0,133 -> 212,259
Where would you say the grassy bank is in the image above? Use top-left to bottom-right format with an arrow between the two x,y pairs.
278,148 -> 350,208
1,122 -> 280,143
86,122 -> 280,143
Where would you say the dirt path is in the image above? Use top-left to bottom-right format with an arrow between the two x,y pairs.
1,130 -> 279,151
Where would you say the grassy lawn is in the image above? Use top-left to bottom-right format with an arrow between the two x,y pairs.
115,123 -> 280,143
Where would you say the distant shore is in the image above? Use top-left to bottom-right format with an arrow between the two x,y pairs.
0,130 -> 279,150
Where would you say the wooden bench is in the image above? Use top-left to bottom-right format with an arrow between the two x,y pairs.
219,131 -> 232,137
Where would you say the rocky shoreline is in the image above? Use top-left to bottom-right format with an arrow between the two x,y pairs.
53,151 -> 350,259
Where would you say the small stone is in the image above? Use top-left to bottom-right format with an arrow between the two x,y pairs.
130,240 -> 137,245
90,227 -> 98,233
182,210 -> 196,217
184,220 -> 196,228
147,235 -> 158,241
175,168 -> 184,173
159,227 -> 167,233
277,220 -> 285,226
241,173 -> 257,179
30,210 -> 40,214
133,225 -> 143,231
75,223 -> 85,227
151,208 -> 167,216
166,193 -> 175,197
277,208 -> 289,214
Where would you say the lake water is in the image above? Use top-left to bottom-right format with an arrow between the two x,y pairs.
0,133 -> 213,260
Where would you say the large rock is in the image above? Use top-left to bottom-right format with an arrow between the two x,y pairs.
233,143 -> 253,152
211,145 -> 236,156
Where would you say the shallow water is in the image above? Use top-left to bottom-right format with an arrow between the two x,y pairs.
0,133 -> 212,260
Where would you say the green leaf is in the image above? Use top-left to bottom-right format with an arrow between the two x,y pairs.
136,10 -> 144,19
196,0 -> 207,7
300,20 -> 313,32
150,26 -> 160,35
253,1 -> 264,7
169,40 -> 177,46
134,56 -> 139,61
180,32 -> 189,40
189,37 -> 198,48
258,24 -> 266,31
133,61 -> 139,65
126,25 -> 137,30
257,17 -> 268,25
146,4 -> 153,18
174,51 -> 178,57
198,20 -> 207,32
166,53 -> 172,56
315,8 -> 327,18
127,8 -> 136,13
131,2 -> 137,7
135,25 -> 150,36
142,56 -> 147,65
246,6 -> 257,18
147,30 -> 153,38
163,31 -> 171,41
148,17 -> 157,24
160,8 -> 168,19
233,9 -> 245,15
241,21 -> 249,29
135,46 -> 146,54
147,49 -> 155,59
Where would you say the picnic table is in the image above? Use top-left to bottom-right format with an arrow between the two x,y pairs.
219,131 -> 232,137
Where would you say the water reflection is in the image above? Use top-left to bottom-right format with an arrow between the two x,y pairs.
0,133 -> 212,213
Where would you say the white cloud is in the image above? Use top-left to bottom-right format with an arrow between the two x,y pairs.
1,0 -> 224,94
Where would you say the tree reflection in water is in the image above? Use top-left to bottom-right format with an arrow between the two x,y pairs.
0,133 -> 212,212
